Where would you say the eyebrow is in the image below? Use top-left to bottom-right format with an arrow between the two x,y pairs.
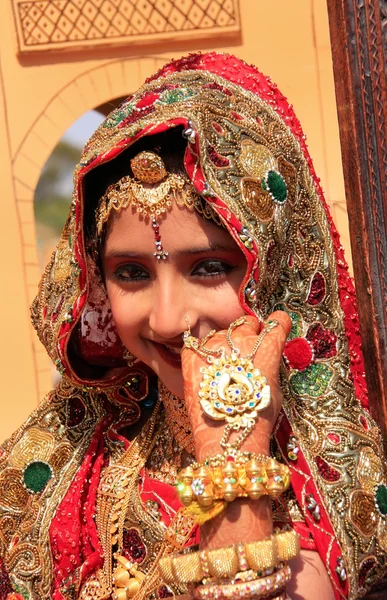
104,242 -> 237,260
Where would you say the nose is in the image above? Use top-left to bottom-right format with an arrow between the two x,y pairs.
148,278 -> 197,341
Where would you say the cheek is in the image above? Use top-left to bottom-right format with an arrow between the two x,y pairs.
106,287 -> 142,341
204,287 -> 245,329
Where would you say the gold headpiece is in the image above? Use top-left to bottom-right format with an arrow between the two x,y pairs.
96,151 -> 222,259
96,151 -> 201,259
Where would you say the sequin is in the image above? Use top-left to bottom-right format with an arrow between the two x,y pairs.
159,88 -> 196,104
358,557 -> 377,589
375,484 -> 387,515
241,178 -> 274,221
357,447 -> 383,492
315,456 -> 341,482
349,491 -> 378,536
307,272 -> 326,305
239,140 -> 276,178
290,364 -> 333,397
122,528 -> 147,564
207,144 -> 230,168
23,461 -> 53,494
306,323 -> 337,359
67,397 -> 86,428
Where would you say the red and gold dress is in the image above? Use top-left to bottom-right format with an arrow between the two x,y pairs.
0,52 -> 386,600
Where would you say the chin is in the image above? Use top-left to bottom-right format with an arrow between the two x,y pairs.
158,372 -> 185,398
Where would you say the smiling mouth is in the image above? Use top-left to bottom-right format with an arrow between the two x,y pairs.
152,341 -> 183,367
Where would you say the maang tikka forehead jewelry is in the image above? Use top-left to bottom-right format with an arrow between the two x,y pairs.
96,150 -> 199,260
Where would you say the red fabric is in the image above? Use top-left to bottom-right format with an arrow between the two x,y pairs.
50,417 -> 110,598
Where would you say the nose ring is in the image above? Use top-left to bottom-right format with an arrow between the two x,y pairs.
184,316 -> 191,336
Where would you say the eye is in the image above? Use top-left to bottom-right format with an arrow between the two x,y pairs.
113,264 -> 150,282
191,259 -> 235,278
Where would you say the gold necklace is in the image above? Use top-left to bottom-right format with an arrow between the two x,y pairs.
96,398 -> 161,599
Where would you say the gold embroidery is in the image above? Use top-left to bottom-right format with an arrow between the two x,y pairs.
349,491 -> 378,537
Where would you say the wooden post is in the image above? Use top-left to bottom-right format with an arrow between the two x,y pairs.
327,1 -> 387,597
326,0 -> 387,438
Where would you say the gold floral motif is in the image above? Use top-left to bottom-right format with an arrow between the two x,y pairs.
50,443 -> 75,475
9,427 -> 55,468
241,177 -> 274,221
239,140 -> 277,178
349,490 -> 378,537
0,467 -> 30,512
277,155 -> 298,205
357,446 -> 383,493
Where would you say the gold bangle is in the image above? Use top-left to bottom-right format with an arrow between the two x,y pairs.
245,537 -> 278,572
158,530 -> 299,585
206,545 -> 239,579
193,564 -> 291,599
177,455 -> 290,509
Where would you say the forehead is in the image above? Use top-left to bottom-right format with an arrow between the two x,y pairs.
103,202 -> 240,253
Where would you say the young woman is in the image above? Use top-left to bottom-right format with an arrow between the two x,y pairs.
0,52 -> 385,600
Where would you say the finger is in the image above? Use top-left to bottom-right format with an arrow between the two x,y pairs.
253,310 -> 291,375
239,314 -> 262,335
266,310 -> 292,343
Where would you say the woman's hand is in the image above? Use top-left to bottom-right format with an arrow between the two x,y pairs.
181,311 -> 291,461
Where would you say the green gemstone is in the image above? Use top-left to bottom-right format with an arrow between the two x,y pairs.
266,170 -> 288,203
375,484 -> 387,515
288,451 -> 298,461
290,364 -> 333,397
23,461 -> 52,493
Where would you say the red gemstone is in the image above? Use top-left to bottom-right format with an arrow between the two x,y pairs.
212,121 -> 224,135
67,397 -> 86,428
207,144 -> 230,168
306,323 -> 337,359
327,433 -> 341,445
283,338 -> 313,371
307,272 -> 326,305
315,456 -> 341,482
226,455 -> 235,462
122,528 -> 147,563
359,415 -> 369,430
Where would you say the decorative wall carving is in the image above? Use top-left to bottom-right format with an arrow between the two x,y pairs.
12,0 -> 240,53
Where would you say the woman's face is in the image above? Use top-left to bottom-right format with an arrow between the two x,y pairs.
102,202 -> 247,397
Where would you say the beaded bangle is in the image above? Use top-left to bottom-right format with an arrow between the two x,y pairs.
177,454 -> 290,507
158,530 -> 299,585
193,564 -> 292,599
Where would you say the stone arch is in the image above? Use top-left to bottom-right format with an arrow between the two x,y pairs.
12,55 -> 170,399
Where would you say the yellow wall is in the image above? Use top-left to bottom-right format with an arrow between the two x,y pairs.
0,0 -> 350,440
